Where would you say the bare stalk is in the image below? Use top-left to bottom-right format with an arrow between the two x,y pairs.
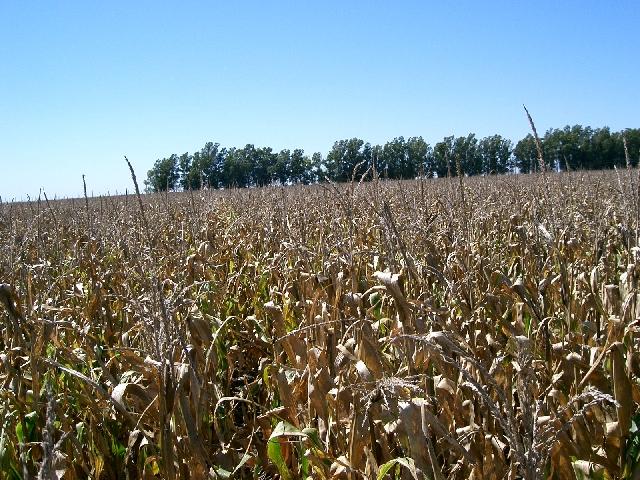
523,104 -> 545,174
125,156 -> 153,244
82,174 -> 90,230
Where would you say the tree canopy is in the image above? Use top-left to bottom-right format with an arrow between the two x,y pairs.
145,126 -> 640,192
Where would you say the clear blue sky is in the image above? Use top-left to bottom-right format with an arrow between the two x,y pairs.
1,1 -> 638,200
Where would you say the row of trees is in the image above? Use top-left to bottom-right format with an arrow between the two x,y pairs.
515,126 -> 640,173
145,126 -> 640,191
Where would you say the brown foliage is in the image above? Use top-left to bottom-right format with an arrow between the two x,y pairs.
0,170 -> 639,479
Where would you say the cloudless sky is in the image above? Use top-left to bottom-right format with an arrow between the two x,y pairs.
1,1 -> 638,200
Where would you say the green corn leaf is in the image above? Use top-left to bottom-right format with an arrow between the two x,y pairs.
377,457 -> 419,480
267,436 -> 292,480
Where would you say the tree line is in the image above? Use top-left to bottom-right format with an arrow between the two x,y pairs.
144,125 -> 640,192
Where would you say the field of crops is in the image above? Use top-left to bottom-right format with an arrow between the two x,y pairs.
1,170 -> 639,479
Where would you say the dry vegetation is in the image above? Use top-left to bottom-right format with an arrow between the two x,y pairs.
1,169 -> 640,479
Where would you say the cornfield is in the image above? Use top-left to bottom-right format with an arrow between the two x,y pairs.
1,169 -> 639,479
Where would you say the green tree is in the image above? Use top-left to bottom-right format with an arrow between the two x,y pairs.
144,155 -> 179,192
251,146 -> 276,186
178,152 -> 197,190
290,148 -> 308,184
406,136 -> 431,178
478,135 -> 513,174
433,136 -> 454,177
379,137 -> 406,178
513,134 -> 538,173
453,134 -> 481,176
622,128 -> 640,166
326,138 -> 370,182
200,142 -> 224,188
223,148 -> 251,188
271,149 -> 291,185
543,126 -> 592,171
309,152 -> 324,182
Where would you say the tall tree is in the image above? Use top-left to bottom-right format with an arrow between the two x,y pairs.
309,152 -> 325,182
433,136 -> 454,178
145,155 -> 179,192
622,128 -> 640,166
326,138 -> 370,182
380,137 -> 406,178
223,148 -> 251,188
406,136 -> 431,177
200,142 -> 224,188
513,134 -> 538,174
543,126 -> 592,171
478,135 -> 513,174
271,149 -> 291,185
178,152 -> 196,190
453,134 -> 481,176
289,148 -> 308,184
250,146 -> 276,187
